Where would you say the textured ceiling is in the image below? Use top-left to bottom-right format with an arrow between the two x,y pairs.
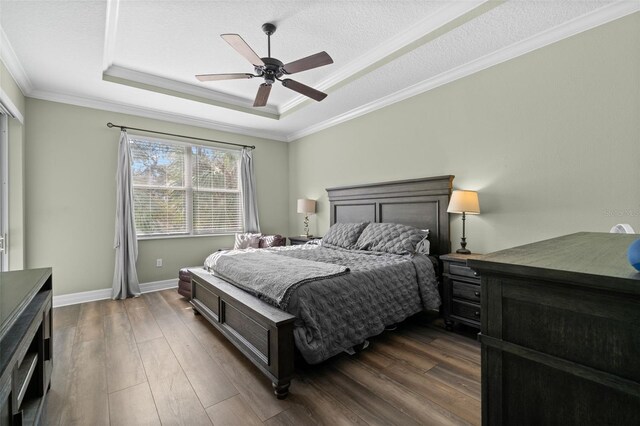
114,1 -> 445,105
0,0 -> 636,141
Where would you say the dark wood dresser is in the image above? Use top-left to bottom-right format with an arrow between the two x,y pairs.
468,232 -> 640,425
441,253 -> 483,330
0,268 -> 53,426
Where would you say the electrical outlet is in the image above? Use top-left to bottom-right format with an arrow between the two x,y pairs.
156,258 -> 163,267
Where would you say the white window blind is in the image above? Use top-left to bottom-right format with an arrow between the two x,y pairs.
130,136 -> 242,237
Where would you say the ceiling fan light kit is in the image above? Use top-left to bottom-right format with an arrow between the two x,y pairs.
196,23 -> 333,107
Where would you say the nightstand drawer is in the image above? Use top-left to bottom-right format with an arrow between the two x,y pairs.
441,252 -> 483,330
451,299 -> 481,322
449,263 -> 479,279
452,280 -> 481,303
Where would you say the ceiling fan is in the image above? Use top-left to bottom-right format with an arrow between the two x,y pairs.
196,23 -> 333,107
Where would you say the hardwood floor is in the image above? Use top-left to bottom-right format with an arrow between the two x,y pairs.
46,290 -> 480,425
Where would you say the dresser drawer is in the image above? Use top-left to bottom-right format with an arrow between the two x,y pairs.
449,263 -> 479,280
451,299 -> 481,322
452,280 -> 481,303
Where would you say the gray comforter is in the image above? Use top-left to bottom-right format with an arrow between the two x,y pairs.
205,244 -> 440,364
204,249 -> 350,308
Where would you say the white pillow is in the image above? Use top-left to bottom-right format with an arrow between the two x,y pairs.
234,233 -> 262,250
415,229 -> 430,255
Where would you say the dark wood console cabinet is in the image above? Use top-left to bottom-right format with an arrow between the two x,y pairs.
468,233 -> 640,425
0,268 -> 53,426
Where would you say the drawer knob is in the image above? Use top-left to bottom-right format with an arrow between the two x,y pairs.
474,291 -> 480,297
473,271 -> 479,276
474,311 -> 480,317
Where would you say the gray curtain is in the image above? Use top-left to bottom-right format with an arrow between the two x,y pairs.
112,130 -> 141,299
241,148 -> 260,233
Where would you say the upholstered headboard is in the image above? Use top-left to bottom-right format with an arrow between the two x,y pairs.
326,175 -> 454,256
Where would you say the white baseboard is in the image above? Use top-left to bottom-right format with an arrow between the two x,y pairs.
139,279 -> 178,294
52,279 -> 178,308
52,288 -> 112,308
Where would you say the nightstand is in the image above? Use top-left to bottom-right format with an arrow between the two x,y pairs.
288,236 -> 321,245
441,252 -> 483,330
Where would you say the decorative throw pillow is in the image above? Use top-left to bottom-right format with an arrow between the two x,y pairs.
322,222 -> 369,249
355,223 -> 426,255
259,234 -> 286,248
234,233 -> 262,250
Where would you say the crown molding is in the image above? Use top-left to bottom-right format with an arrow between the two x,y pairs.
287,1 -> 640,142
279,0 -> 491,115
0,25 -> 33,95
103,65 -> 279,119
28,89 -> 288,141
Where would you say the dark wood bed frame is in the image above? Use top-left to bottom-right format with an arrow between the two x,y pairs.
189,175 -> 453,398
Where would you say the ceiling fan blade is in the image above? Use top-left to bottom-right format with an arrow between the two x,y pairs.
196,73 -> 254,82
221,34 -> 265,66
281,79 -> 327,102
283,51 -> 333,74
253,83 -> 272,107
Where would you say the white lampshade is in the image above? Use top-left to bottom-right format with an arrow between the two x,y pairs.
297,199 -> 316,214
447,190 -> 480,214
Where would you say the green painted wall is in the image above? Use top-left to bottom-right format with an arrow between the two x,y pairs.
25,99 -> 289,295
288,13 -> 640,254
0,59 -> 26,270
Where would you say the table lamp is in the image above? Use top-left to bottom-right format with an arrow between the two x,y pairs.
297,199 -> 316,237
447,190 -> 480,254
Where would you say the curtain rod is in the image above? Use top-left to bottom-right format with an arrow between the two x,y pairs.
106,122 -> 256,150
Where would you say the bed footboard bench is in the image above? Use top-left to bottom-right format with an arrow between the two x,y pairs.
189,267 -> 296,399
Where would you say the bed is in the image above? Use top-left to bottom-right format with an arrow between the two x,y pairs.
189,175 -> 453,398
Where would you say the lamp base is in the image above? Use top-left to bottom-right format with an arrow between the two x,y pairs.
457,227 -> 471,255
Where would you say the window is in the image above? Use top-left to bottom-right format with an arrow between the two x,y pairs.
129,135 -> 242,237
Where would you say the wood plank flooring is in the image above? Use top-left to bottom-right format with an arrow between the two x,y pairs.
46,290 -> 480,425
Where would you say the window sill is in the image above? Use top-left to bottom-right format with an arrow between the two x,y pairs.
137,233 -> 236,241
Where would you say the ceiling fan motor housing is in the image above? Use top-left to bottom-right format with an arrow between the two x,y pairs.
256,57 -> 284,85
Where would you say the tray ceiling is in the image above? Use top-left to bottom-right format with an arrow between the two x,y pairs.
1,0 -> 637,141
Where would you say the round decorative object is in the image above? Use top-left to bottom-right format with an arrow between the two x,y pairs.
628,239 -> 640,271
